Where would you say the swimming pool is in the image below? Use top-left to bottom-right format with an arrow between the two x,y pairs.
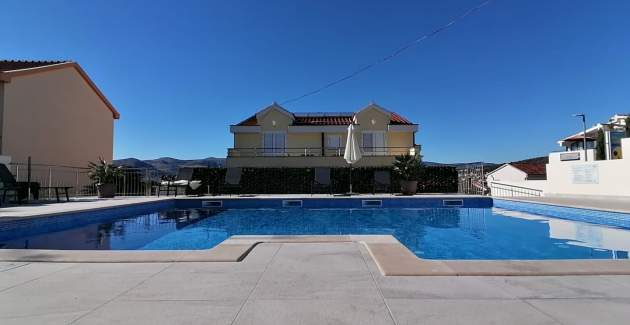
1,198 -> 629,260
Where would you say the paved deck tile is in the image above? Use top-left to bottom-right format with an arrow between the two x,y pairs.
386,298 -> 561,325
1,242 -> 630,324
526,298 -> 630,325
234,298 -> 395,325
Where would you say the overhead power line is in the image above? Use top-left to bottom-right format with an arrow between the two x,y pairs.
281,0 -> 494,105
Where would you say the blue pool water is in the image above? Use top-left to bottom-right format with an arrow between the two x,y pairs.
2,201 -> 629,260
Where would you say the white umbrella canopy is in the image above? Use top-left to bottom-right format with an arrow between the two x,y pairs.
344,122 -> 362,164
344,120 -> 362,194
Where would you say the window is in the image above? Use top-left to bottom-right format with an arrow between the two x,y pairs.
326,135 -> 342,148
362,131 -> 385,155
262,132 -> 286,155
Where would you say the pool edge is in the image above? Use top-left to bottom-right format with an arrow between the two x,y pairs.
3,235 -> 630,277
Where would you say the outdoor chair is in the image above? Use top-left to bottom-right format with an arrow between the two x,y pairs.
222,168 -> 242,196
373,170 -> 392,194
157,167 -> 202,197
0,164 -> 70,204
311,167 -> 332,195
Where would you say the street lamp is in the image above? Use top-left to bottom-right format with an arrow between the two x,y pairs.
573,113 -> 587,161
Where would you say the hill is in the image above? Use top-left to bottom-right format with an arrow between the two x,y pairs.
114,157 -> 225,175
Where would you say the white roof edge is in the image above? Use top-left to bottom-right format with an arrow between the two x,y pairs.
356,102 -> 392,117
256,102 -> 295,121
559,124 -> 602,142
230,125 -> 261,133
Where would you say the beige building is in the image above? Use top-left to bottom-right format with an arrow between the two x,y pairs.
0,60 -> 119,168
227,102 -> 419,168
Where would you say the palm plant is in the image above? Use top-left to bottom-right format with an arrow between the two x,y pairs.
88,157 -> 123,185
393,154 -> 421,181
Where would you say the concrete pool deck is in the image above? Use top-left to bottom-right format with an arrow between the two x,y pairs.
2,195 -> 630,276
3,235 -> 630,276
2,242 -> 630,324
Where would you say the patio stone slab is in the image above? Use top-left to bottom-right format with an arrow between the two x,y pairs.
234,298 -> 395,325
121,267 -> 261,302
484,275 -> 630,299
0,310 -> 88,325
377,276 -> 515,299
250,243 -> 381,300
0,262 -> 28,272
526,298 -> 630,325
0,263 -> 168,318
386,298 -> 560,325
73,300 -> 241,325
0,262 -> 76,292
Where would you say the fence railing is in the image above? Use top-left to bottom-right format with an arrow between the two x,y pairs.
227,146 -> 418,158
8,163 -> 163,199
457,164 -> 488,195
488,181 -> 543,197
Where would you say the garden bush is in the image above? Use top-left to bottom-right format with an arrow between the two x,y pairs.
188,166 -> 458,195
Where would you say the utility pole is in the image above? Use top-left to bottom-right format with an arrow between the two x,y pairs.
573,114 -> 587,161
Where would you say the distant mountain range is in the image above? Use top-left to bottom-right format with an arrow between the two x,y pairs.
114,157 -> 225,175
113,156 -> 548,175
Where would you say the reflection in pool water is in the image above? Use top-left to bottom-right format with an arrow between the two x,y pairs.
1,207 -> 629,260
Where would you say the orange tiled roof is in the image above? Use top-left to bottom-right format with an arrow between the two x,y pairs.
236,111 -> 413,126
511,163 -> 547,177
0,60 -> 68,72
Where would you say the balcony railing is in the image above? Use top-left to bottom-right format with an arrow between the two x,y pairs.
227,146 -> 419,158
7,162 -> 163,199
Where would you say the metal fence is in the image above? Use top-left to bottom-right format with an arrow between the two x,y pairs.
457,164 -> 488,195
487,181 -> 543,197
8,163 -> 162,199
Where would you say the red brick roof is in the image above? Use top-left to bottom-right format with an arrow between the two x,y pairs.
390,112 -> 411,125
294,115 -> 353,125
236,112 -> 413,126
0,60 -> 68,72
511,163 -> 547,178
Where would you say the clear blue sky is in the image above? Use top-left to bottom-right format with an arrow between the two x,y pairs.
2,0 -> 629,163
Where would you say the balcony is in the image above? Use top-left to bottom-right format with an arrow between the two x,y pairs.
226,146 -> 421,168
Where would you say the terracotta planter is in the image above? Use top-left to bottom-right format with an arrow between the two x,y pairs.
400,180 -> 418,196
97,183 -> 116,198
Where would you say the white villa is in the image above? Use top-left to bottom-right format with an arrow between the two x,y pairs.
488,113 -> 630,198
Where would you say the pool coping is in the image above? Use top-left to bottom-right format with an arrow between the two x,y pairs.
0,194 -> 489,222
496,197 -> 630,215
2,235 -> 630,276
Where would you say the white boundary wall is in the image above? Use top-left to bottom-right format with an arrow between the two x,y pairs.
545,138 -> 630,197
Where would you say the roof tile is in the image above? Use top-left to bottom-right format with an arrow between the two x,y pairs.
0,60 -> 68,72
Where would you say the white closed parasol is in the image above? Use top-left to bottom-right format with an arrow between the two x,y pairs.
344,118 -> 362,195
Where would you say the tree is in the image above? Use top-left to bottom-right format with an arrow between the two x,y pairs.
595,129 -> 606,160
625,117 -> 630,138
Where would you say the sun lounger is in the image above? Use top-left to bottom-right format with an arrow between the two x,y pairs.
0,164 -> 71,204
373,170 -> 391,194
222,167 -> 242,196
311,167 -> 332,195
157,167 -> 202,197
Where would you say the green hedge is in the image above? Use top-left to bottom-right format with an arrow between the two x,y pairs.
188,166 -> 458,195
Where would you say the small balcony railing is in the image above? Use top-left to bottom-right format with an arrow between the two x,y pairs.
227,146 -> 420,158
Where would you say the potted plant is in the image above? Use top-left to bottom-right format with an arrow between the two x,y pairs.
88,158 -> 123,198
393,154 -> 422,195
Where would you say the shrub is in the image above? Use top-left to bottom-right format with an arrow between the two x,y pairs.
187,166 -> 458,195
595,129 -> 606,160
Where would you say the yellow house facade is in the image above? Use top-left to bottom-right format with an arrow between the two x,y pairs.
227,102 -> 419,168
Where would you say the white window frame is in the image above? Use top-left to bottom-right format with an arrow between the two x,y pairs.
325,134 -> 343,157
261,131 -> 287,156
362,131 -> 387,156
